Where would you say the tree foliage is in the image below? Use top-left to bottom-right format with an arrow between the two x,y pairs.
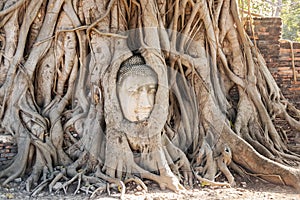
281,1 -> 300,41
240,0 -> 300,41
239,0 -> 281,16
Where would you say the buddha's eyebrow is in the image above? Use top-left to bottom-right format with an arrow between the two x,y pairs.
127,85 -> 140,91
141,84 -> 157,89
148,84 -> 157,89
127,84 -> 156,91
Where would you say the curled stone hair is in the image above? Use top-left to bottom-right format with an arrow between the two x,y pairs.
117,55 -> 158,85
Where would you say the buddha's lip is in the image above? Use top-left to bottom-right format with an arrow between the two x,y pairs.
136,111 -> 151,120
136,112 -> 150,116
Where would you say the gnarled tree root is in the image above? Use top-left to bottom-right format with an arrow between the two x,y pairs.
222,125 -> 300,190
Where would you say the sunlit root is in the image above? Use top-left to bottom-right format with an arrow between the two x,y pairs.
216,145 -> 235,186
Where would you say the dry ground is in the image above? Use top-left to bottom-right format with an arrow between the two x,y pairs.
0,175 -> 299,200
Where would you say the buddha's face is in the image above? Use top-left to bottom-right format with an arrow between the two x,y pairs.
117,70 -> 157,122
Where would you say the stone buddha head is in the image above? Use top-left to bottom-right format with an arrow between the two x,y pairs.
117,55 -> 158,122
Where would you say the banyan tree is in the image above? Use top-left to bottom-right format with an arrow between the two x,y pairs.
0,0 -> 300,197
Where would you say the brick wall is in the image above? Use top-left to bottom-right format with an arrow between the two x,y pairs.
245,17 -> 282,71
0,135 -> 17,170
278,41 -> 300,108
245,17 -> 300,143
246,17 -> 300,108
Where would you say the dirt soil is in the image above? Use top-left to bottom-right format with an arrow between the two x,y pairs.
0,175 -> 299,200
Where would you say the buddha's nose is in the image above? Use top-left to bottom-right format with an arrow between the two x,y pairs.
139,88 -> 151,108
